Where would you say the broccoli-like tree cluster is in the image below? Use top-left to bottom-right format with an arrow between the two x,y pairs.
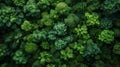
0,0 -> 120,67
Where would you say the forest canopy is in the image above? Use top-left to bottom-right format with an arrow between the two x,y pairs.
0,0 -> 120,67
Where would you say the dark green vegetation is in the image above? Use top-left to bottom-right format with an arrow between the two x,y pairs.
0,0 -> 120,67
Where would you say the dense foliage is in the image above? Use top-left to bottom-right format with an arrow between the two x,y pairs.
0,0 -> 120,67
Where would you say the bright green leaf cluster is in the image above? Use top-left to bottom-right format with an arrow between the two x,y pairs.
60,47 -> 73,60
75,25 -> 88,36
70,42 -> 84,54
85,12 -> 99,26
21,20 -> 32,31
98,30 -> 114,43
38,52 -> 52,64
